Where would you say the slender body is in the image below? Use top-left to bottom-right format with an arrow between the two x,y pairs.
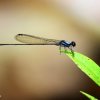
0,34 -> 76,51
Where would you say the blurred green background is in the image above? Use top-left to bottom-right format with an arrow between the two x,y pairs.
0,0 -> 100,100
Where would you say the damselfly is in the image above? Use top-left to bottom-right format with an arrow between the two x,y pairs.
0,34 -> 76,53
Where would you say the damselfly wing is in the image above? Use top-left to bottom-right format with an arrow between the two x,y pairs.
15,34 -> 60,45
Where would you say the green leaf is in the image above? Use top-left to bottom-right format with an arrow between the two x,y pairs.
61,50 -> 100,86
80,91 -> 98,100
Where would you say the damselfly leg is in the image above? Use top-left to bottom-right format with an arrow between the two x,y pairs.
69,46 -> 74,56
59,45 -> 61,54
59,46 -> 68,54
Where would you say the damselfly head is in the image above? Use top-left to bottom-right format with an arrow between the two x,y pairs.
71,41 -> 76,47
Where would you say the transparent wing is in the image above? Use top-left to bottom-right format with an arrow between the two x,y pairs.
15,34 -> 60,45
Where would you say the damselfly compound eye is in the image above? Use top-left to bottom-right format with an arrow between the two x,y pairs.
71,41 -> 76,47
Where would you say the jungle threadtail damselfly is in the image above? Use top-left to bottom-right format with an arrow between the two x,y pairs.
0,34 -> 76,53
